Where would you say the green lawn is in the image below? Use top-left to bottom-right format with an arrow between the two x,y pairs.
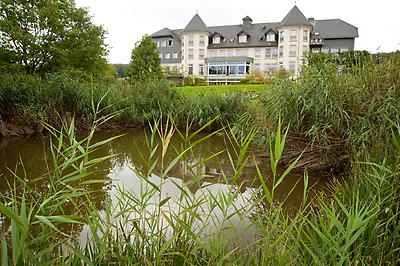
173,84 -> 271,98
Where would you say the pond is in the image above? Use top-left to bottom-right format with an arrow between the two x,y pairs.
0,128 -> 328,247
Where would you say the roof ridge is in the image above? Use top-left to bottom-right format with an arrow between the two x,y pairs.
277,5 -> 311,28
183,13 -> 208,32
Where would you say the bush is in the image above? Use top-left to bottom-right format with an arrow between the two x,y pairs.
184,76 -> 195,86
194,77 -> 207,86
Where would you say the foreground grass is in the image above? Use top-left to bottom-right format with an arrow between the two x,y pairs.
173,84 -> 271,98
1,110 -> 399,265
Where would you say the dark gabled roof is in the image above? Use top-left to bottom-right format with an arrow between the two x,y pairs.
236,30 -> 250,37
277,5 -> 311,28
207,22 -> 279,48
264,28 -> 277,35
313,19 -> 359,39
183,14 -> 208,32
151,7 -> 358,48
152,28 -> 174,37
210,31 -> 224,38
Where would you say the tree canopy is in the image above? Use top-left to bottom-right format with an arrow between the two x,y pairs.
0,0 -> 108,76
128,35 -> 163,82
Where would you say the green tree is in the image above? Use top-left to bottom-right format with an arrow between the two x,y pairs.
128,35 -> 163,82
0,0 -> 108,76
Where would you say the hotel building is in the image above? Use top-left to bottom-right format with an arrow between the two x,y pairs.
151,6 -> 358,84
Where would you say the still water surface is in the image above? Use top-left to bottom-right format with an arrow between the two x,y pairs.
0,128 -> 328,245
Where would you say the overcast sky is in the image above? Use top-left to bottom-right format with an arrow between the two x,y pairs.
75,0 -> 400,64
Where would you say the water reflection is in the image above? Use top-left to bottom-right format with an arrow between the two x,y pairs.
79,163 -> 259,249
0,128 -> 328,240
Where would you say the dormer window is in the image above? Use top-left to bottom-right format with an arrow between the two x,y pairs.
266,33 -> 275,42
239,34 -> 247,43
213,36 -> 221,44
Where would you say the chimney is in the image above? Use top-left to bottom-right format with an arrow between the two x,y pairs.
242,16 -> 253,29
308,17 -> 315,26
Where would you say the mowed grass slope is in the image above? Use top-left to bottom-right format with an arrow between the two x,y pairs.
173,84 -> 272,98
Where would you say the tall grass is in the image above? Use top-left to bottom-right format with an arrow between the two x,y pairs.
1,111 -> 399,264
0,71 -> 248,136
261,52 -> 400,166
1,53 -> 399,264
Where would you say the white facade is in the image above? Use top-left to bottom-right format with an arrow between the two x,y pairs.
152,6 -> 358,83
181,31 -> 209,77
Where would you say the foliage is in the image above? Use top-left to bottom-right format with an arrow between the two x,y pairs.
261,51 -> 400,161
163,65 -> 183,78
307,50 -> 373,70
114,64 -> 129,78
128,35 -> 163,82
183,76 -> 207,86
183,76 -> 196,86
175,84 -> 270,98
0,0 -> 108,76
0,71 -> 252,135
241,70 -> 269,84
1,113 -> 399,264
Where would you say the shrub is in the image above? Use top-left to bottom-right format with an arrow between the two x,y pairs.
184,76 -> 195,86
194,77 -> 207,86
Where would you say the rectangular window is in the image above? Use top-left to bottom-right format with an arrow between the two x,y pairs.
271,48 -> 278,57
200,36 -> 205,46
182,37 -> 185,46
199,49 -> 205,59
168,40 -> 173,46
238,65 -> 245,75
279,31 -> 284,42
161,40 -> 167,47
229,65 -> 237,75
265,48 -> 271,58
340,47 -> 349,52
321,47 -> 329,53
228,49 -> 234,56
159,53 -> 163,59
255,48 -> 261,59
266,33 -> 275,42
165,53 -> 170,59
199,64 -> 204,75
290,30 -> 297,42
239,35 -> 247,43
213,36 -> 220,44
219,49 -> 226,57
303,30 -> 308,42
235,49 -> 241,56
289,61 -> 296,74
188,49 -> 194,60
188,35 -> 194,46
279,46 -> 283,57
188,64 -> 193,75
173,52 -> 178,59
289,45 -> 297,57
157,41 -> 160,47
312,48 -> 320,53
331,47 -> 339,53
303,45 -> 308,56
